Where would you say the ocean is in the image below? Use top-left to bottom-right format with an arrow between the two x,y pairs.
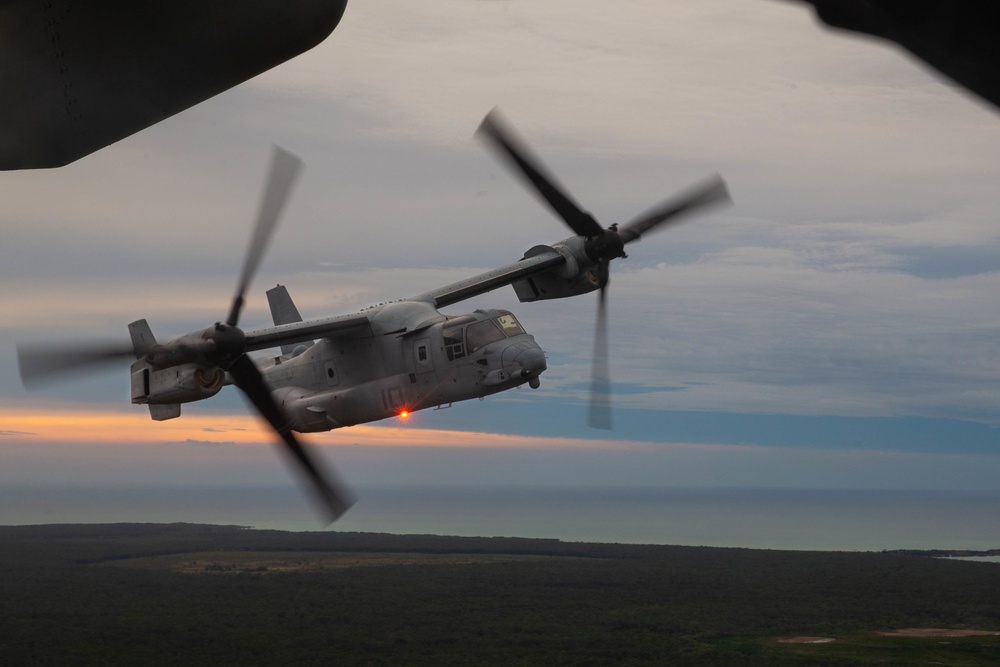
2,485 -> 999,552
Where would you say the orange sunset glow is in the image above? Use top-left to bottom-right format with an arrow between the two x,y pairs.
0,405 -> 636,451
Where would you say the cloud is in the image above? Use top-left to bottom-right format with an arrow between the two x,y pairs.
3,0 -> 1000,482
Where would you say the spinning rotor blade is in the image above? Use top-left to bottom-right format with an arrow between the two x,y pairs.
17,341 -> 136,387
477,108 -> 603,238
587,267 -> 612,430
227,146 -> 304,327
227,354 -> 354,523
619,174 -> 731,243
475,109 -> 732,432
17,149 -> 352,523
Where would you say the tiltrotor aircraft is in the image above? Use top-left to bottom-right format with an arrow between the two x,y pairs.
18,110 -> 731,522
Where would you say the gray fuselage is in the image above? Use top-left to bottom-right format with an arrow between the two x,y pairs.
260,301 -> 546,432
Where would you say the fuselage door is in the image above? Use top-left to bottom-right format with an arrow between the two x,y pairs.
413,337 -> 433,374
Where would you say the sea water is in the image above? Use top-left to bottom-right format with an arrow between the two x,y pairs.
2,485 -> 999,552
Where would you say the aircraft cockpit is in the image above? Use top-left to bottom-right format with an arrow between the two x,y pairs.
442,310 -> 529,361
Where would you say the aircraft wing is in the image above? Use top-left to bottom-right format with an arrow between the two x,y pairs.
244,313 -> 371,353
0,0 -> 347,170
409,249 -> 568,308
245,249 -> 568,350
790,1 -> 1000,109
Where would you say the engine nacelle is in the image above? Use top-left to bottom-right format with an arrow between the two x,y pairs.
130,361 -> 225,405
512,240 -> 602,302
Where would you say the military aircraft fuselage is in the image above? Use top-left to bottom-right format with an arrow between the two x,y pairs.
259,301 -> 546,432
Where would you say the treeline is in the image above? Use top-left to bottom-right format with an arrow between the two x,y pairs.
1,523 -> 999,665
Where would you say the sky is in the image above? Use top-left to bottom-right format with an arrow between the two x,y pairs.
3,0 -> 1000,502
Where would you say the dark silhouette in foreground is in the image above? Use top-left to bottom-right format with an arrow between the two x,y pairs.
0,0 -> 348,169
787,1 -> 1000,109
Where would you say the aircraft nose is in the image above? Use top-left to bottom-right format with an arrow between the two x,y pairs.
514,345 -> 547,376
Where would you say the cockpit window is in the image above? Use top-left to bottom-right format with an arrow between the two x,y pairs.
496,313 -> 525,336
466,320 -> 506,353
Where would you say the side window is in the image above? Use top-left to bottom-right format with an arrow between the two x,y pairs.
443,327 -> 465,361
323,361 -> 339,387
466,320 -> 505,353
418,345 -> 427,362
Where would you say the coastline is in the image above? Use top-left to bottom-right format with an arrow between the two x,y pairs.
3,484 -> 999,552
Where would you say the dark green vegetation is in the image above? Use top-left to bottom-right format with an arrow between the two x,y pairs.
1,524 -> 999,666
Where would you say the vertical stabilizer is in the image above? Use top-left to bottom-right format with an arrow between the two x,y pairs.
267,284 -> 313,355
128,319 -> 157,358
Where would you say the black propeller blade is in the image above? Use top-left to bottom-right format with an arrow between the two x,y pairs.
228,355 -> 354,522
476,108 -> 603,238
17,341 -> 137,387
619,174 -> 731,243
477,108 -> 731,430
217,146 -> 352,523
588,262 -> 612,430
227,146 -> 303,327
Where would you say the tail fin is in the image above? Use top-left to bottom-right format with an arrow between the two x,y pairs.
128,319 -> 181,421
128,319 -> 157,358
266,284 -> 313,356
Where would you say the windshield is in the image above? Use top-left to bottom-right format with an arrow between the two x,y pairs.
447,313 -> 528,359
495,313 -> 525,336
466,320 -> 506,353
